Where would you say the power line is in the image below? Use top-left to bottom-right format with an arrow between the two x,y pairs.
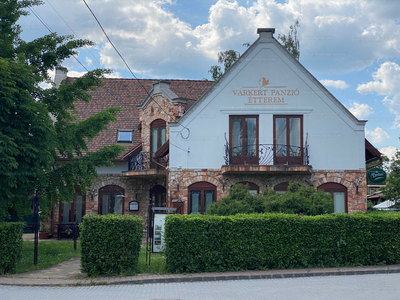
29,1 -> 190,153
46,0 -> 101,67
81,0 -> 193,150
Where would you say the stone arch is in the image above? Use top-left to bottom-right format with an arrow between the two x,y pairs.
182,174 -> 221,189
92,175 -> 128,191
269,175 -> 308,190
311,172 -> 353,190
227,176 -> 264,189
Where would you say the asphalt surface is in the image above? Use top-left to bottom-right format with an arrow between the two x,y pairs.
2,273 -> 400,300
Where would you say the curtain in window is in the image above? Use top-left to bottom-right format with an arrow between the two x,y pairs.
276,118 -> 287,156
190,191 -> 201,214
160,127 -> 166,146
204,190 -> 214,213
75,195 -> 83,223
289,118 -> 301,156
245,118 -> 257,156
333,191 -> 346,213
232,118 -> 242,156
62,202 -> 71,223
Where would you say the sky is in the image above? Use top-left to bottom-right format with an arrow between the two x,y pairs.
17,0 -> 400,160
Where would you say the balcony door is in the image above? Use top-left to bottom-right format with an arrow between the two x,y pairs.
229,115 -> 259,165
151,119 -> 166,169
274,115 -> 303,165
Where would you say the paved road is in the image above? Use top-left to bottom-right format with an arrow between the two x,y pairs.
2,273 -> 399,300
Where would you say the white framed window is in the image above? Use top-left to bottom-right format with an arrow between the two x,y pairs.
117,130 -> 133,143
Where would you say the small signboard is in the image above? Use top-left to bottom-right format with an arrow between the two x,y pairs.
129,201 -> 139,211
153,213 -> 166,253
368,168 -> 387,184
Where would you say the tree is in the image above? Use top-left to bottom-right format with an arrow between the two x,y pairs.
277,20 -> 300,61
0,0 -> 125,220
381,151 -> 400,207
207,183 -> 264,215
263,182 -> 333,215
208,21 -> 300,80
208,50 -> 240,81
208,182 -> 333,216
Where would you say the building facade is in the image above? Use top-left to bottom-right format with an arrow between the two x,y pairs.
50,28 -> 380,237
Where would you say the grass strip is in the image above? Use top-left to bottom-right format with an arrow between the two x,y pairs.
12,241 -> 81,274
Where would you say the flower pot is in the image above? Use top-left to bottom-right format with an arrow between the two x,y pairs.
39,232 -> 48,239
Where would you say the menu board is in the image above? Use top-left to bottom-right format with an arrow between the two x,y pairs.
153,213 -> 166,253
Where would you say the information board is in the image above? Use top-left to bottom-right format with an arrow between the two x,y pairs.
153,213 -> 166,253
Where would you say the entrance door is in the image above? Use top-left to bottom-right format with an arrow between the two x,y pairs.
150,185 -> 166,208
229,115 -> 259,165
149,185 -> 166,238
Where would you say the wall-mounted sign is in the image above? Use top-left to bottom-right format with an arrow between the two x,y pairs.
232,78 -> 300,105
129,201 -> 139,211
367,168 -> 387,184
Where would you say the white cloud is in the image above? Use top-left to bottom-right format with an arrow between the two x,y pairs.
357,61 -> 400,128
380,146 -> 398,160
17,0 -> 400,78
86,57 -> 93,67
365,127 -> 390,144
348,101 -> 374,120
66,70 -> 121,78
320,79 -> 349,89
357,62 -> 400,95
68,71 -> 87,78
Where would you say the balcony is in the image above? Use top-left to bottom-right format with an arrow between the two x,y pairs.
123,149 -> 168,178
222,142 -> 312,175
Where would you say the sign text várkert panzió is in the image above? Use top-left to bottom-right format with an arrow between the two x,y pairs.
232,78 -> 300,105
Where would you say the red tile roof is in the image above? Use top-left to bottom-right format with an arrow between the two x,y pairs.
70,78 -> 214,159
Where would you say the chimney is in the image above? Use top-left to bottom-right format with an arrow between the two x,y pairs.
54,67 -> 67,88
257,28 -> 275,41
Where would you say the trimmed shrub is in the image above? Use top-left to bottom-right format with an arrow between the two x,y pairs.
80,214 -> 143,276
165,213 -> 400,273
0,222 -> 25,274
208,182 -> 333,216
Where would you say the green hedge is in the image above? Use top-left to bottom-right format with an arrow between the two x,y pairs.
80,214 -> 143,276
165,213 -> 400,273
0,222 -> 25,274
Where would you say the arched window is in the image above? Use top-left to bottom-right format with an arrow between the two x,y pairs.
237,181 -> 259,195
151,119 -> 166,156
274,182 -> 289,194
99,185 -> 125,215
188,182 -> 216,215
318,183 -> 347,213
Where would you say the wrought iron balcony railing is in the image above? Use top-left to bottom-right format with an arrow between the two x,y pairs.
224,142 -> 310,166
128,151 -> 169,171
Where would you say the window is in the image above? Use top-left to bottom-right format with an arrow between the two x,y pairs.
274,182 -> 289,194
117,130 -> 133,142
99,185 -> 125,215
318,183 -> 347,213
59,188 -> 86,223
189,182 -> 216,214
151,119 -> 167,156
237,181 -> 259,195
274,115 -> 303,165
229,115 -> 259,164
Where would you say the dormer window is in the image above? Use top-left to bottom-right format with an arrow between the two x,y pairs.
117,130 -> 133,143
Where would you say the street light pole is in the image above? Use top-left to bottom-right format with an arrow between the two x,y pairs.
32,189 -> 39,265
